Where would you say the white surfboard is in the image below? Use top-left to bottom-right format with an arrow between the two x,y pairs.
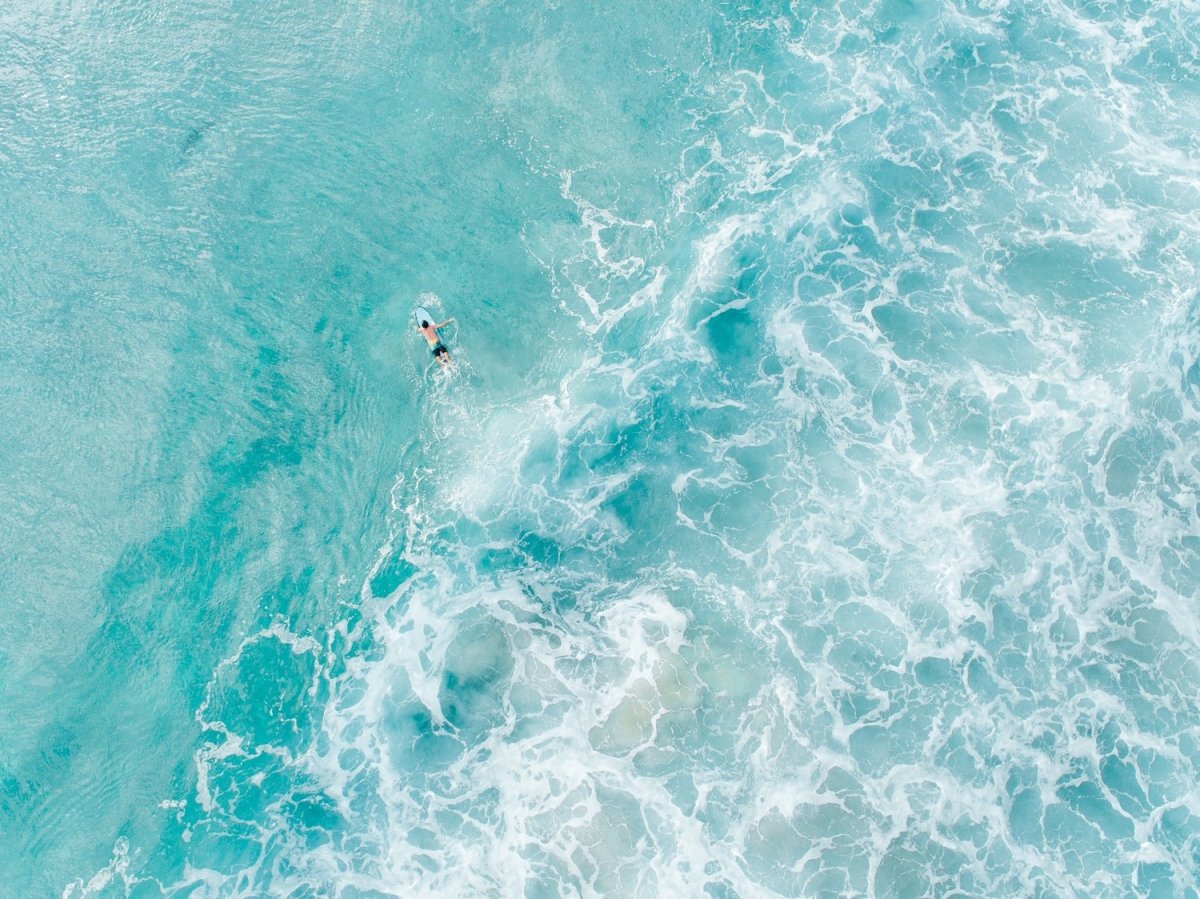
413,305 -> 435,330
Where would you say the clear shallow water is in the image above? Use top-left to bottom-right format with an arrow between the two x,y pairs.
2,0 -> 1200,895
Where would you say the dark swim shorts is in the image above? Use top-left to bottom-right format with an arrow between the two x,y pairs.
432,343 -> 448,358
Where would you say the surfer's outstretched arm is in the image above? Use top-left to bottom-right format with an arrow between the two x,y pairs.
435,317 -> 456,330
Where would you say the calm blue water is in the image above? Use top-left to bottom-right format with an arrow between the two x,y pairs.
3,0 -> 1200,896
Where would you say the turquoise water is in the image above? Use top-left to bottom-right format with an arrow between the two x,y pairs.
3,0 -> 1200,895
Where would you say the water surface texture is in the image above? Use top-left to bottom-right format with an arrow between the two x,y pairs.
3,0 -> 1200,896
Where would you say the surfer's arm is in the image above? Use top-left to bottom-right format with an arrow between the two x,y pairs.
435,317 -> 456,329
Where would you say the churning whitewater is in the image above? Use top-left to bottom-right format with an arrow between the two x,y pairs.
2,0 -> 1199,896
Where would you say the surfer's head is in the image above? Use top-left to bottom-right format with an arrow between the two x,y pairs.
420,320 -> 430,328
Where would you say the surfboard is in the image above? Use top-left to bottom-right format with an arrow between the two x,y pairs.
413,305 -> 435,330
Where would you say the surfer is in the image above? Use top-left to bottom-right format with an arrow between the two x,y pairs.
419,316 -> 455,368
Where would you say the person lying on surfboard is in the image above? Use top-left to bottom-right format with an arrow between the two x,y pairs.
419,315 -> 456,368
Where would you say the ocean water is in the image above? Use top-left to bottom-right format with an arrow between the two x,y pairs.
2,0 -> 1200,896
